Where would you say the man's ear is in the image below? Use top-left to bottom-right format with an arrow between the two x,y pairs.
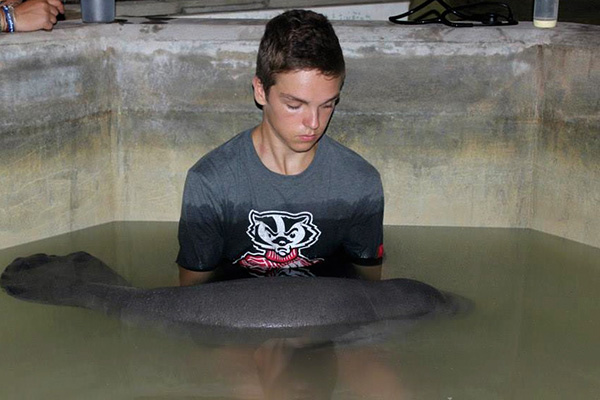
252,76 -> 267,106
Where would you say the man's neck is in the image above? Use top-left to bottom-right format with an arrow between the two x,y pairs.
251,126 -> 317,176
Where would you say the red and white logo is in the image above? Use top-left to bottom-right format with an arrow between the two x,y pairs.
235,210 -> 323,276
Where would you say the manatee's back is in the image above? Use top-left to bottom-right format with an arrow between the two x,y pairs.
122,277 -> 380,330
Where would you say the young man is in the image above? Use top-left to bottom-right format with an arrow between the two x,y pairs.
177,9 -> 384,286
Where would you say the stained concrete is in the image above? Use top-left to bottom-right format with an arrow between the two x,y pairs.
0,20 -> 598,250
533,43 -> 600,245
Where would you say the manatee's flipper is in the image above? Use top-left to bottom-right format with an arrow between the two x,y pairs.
1,252 -> 131,309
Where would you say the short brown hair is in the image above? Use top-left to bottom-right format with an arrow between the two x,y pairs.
256,9 -> 345,93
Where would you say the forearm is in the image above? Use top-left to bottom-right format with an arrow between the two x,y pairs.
178,265 -> 214,286
0,0 -> 24,7
0,4 -> 15,32
1,1 -> 23,32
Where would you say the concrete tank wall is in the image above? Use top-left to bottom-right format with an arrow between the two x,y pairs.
533,42 -> 600,244
0,20 -> 598,249
0,34 -> 117,248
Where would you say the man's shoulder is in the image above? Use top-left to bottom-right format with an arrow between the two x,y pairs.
322,135 -> 381,180
188,129 -> 250,176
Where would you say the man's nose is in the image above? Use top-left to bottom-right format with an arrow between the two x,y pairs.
303,108 -> 320,130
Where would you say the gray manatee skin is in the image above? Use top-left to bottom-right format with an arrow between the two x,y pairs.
1,252 -> 467,345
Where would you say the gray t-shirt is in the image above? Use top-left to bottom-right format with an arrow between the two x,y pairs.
177,129 -> 384,277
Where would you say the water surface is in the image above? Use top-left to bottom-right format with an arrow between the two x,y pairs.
1,222 -> 599,399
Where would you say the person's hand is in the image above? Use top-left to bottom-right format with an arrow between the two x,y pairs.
13,0 -> 64,32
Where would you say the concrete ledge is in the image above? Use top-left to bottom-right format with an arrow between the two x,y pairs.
1,20 -> 599,249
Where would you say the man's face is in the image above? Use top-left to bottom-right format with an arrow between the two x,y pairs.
253,69 -> 343,154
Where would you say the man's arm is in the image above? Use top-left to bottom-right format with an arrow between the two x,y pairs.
177,167 -> 225,287
178,266 -> 214,286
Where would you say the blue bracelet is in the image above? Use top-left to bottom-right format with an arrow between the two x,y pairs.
2,5 -> 14,33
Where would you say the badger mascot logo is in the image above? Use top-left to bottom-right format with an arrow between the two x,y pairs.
236,210 -> 323,277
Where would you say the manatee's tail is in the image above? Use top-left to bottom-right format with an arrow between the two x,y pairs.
1,252 -> 132,312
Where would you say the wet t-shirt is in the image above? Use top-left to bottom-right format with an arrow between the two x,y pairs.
176,129 -> 384,278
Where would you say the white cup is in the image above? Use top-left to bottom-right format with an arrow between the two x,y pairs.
533,0 -> 559,28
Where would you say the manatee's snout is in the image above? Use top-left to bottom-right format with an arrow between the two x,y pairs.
441,292 -> 474,316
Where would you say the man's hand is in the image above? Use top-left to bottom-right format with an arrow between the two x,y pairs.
14,0 -> 64,32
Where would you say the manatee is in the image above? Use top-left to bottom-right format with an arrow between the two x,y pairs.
0,252 -> 470,344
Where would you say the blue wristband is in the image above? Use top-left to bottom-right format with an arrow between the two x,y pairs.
2,5 -> 14,33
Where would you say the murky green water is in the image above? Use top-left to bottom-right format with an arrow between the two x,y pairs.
1,222 -> 599,399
